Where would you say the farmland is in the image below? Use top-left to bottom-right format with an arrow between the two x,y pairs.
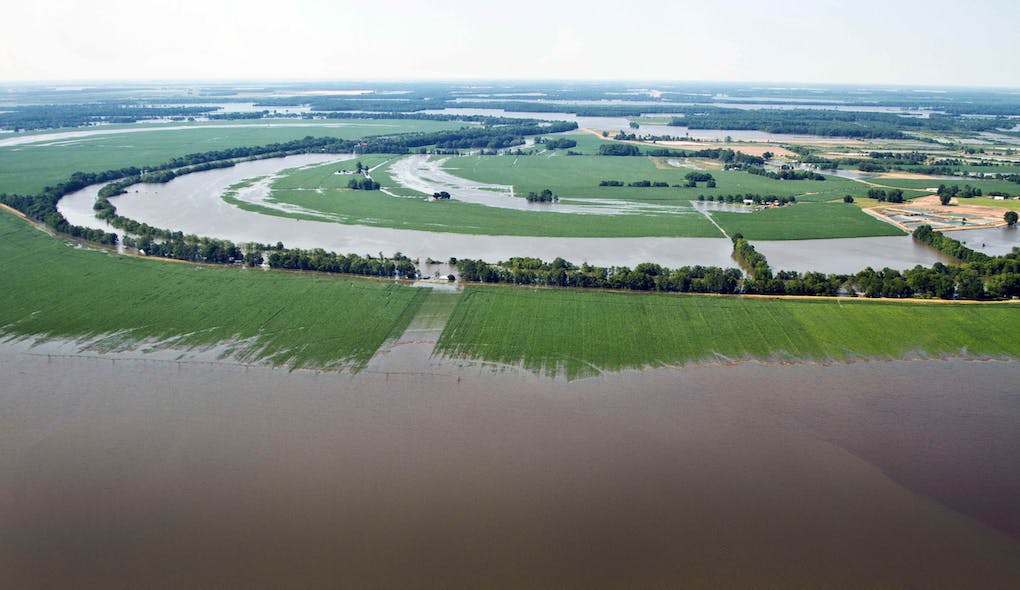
0,208 -> 427,370
436,286 -> 1020,379
234,159 -> 722,238
712,202 -> 905,240
0,119 -> 464,195
247,151 -> 909,239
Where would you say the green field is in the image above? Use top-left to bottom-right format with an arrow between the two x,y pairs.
866,175 -> 1020,196
0,119 -> 465,195
247,153 -> 904,239
437,287 -> 1020,379
231,159 -> 723,238
712,202 -> 906,240
445,153 -> 866,204
0,209 -> 427,370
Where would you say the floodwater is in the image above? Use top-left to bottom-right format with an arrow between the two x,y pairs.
754,235 -> 954,274
57,155 -> 739,268
58,154 -> 955,272
2,340 -> 1019,588
421,107 -> 925,144
953,225 -> 1020,256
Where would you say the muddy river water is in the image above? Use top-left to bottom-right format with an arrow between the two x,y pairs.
2,340 -> 1019,588
57,154 -> 967,272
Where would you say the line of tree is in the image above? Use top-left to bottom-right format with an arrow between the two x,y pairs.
0,103 -> 220,131
684,172 -> 715,187
936,184 -> 983,199
698,194 -> 797,205
867,188 -> 906,203
912,224 -> 991,264
455,257 -> 743,293
526,189 -> 558,203
540,138 -> 578,150
597,144 -> 642,156
744,167 -> 826,181
266,248 -> 417,278
453,227 -> 1020,300
348,177 -> 380,190
667,107 -> 1008,139
732,236 -> 771,280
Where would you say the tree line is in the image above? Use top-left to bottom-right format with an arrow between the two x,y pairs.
526,189 -> 558,203
698,194 -> 797,205
0,103 -> 220,132
745,167 -> 826,181
867,188 -> 906,203
453,227 -> 1020,300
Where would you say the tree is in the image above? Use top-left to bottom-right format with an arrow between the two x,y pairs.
1006,211 -> 1019,226
939,192 -> 952,206
843,195 -> 854,203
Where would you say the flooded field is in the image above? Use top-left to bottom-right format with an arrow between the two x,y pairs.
57,155 -> 739,268
423,107 -> 828,142
756,235 -> 954,273
2,340 -> 1019,588
58,154 -> 969,272
954,226 -> 1020,256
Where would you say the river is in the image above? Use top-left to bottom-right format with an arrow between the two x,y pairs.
58,154 -> 963,272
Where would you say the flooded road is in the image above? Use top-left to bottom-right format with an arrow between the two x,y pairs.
2,341 -> 1019,589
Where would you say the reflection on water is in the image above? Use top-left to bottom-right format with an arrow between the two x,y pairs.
2,342 -> 1019,589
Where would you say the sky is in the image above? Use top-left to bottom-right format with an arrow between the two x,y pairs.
3,0 -> 1019,87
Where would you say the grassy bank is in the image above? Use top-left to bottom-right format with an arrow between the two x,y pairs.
0,209 -> 427,370
436,286 -> 1020,379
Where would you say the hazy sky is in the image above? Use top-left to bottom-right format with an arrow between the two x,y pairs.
3,0 -> 1019,86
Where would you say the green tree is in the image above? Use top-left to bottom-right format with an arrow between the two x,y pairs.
1006,211 -> 1019,226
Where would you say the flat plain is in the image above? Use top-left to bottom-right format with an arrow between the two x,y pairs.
437,286 -> 1020,378
0,209 -> 427,370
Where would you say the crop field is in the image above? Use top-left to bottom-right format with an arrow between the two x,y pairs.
0,119 -> 465,195
444,153 -> 865,203
0,209 -> 427,370
867,175 -> 1020,196
247,153 -> 905,239
712,202 -> 906,240
233,158 -> 723,237
965,196 -> 1020,211
271,155 -> 396,190
436,287 -> 1020,379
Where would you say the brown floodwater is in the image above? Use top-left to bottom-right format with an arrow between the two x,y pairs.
2,342 -> 1019,589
